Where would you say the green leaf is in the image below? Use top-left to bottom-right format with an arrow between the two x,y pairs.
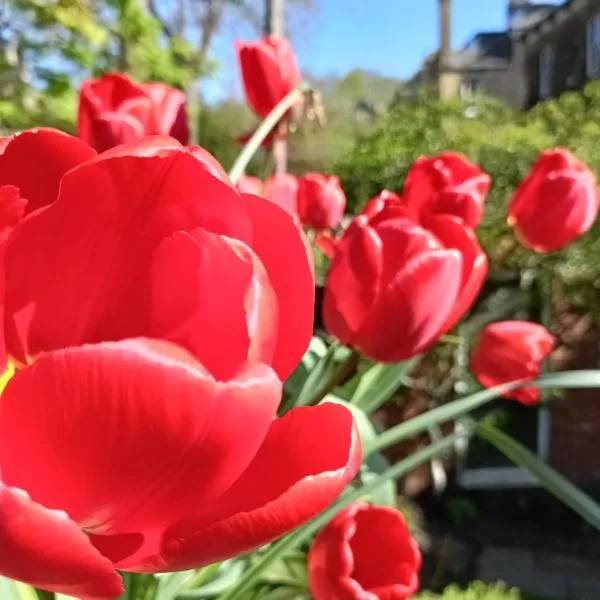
479,421 -> 600,531
259,552 -> 307,587
283,337 -> 328,400
366,369 -> 600,457
177,561 -> 245,598
295,342 -> 339,407
351,357 -> 420,413
155,571 -> 196,600
0,579 -> 39,600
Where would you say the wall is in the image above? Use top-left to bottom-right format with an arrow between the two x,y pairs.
462,66 -> 524,108
522,3 -> 598,106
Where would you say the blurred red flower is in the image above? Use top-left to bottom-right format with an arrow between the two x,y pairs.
508,148 -> 598,252
470,321 -> 556,405
78,73 -> 189,152
297,173 -> 346,230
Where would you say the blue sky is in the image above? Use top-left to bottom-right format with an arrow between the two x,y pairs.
204,0 -> 561,103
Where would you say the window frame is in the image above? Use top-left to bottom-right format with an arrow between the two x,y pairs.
587,12 -> 600,78
538,43 -> 555,100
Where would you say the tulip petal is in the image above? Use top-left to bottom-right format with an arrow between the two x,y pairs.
143,83 -> 189,145
113,403 -> 361,572
264,173 -> 299,217
0,339 -> 281,536
236,175 -> 264,195
4,145 -> 250,362
360,249 -> 462,361
88,404 -> 360,572
323,219 -> 383,345
0,482 -> 123,599
0,128 -> 96,213
241,193 -> 315,380
149,229 -> 278,380
426,215 -> 487,331
350,507 -> 420,597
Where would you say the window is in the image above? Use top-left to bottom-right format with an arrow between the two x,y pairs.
539,45 -> 554,100
587,13 -> 600,78
460,79 -> 479,99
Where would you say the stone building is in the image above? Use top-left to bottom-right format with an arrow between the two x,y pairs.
409,0 -> 600,109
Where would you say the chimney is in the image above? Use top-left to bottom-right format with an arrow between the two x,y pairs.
438,0 -> 456,100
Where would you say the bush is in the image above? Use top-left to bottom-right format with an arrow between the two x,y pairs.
334,82 -> 600,320
415,581 -> 526,599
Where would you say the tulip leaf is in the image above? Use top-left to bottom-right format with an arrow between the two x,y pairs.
351,357 -> 420,414
295,342 -> 340,406
365,369 -> 600,457
259,552 -> 307,587
176,561 -> 245,598
155,571 -> 196,600
0,579 -> 38,600
479,421 -> 600,531
283,337 -> 328,401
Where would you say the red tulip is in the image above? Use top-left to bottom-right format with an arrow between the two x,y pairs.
508,149 -> 598,252
78,73 -> 189,152
236,36 -> 301,119
264,173 -> 299,217
308,502 -> 421,600
470,321 -> 556,405
323,196 -> 487,362
236,175 -> 263,195
403,152 -> 491,229
0,137 -> 362,598
298,173 -> 346,230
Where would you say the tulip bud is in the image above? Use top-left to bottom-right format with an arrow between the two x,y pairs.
323,196 -> 487,362
297,173 -> 346,230
308,502 -> 421,600
403,152 -> 491,229
235,36 -> 301,120
508,149 -> 598,253
470,321 -> 556,405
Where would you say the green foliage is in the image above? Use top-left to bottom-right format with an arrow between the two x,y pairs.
0,0 -> 209,133
334,81 -> 600,319
415,581 -> 524,600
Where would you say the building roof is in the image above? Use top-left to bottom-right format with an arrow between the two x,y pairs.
517,0 -> 591,42
436,31 -> 513,72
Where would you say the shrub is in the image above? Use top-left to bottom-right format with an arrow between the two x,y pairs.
334,82 -> 600,320
415,581 -> 525,599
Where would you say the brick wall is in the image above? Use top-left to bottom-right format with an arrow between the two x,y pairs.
550,303 -> 600,484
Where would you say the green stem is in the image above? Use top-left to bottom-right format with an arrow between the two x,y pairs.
228,85 -> 308,185
218,431 -> 469,600
440,334 -> 464,345
312,348 -> 361,406
34,590 -> 54,600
